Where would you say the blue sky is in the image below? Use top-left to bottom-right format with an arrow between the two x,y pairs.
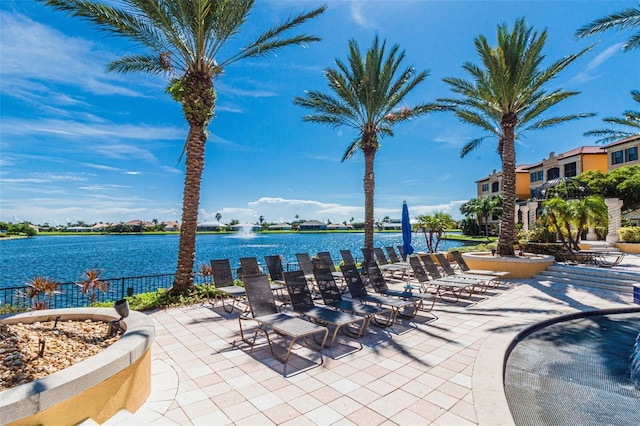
0,0 -> 636,226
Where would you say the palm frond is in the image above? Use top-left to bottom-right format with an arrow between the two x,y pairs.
583,90 -> 640,143
342,138 -> 361,162
603,114 -> 640,128
575,4 -> 640,51
583,129 -> 640,144
524,113 -> 595,132
219,5 -> 326,66
460,136 -> 491,158
108,54 -> 167,74
43,0 -> 173,57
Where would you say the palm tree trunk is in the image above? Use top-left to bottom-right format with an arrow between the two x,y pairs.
173,69 -> 215,294
550,213 -> 572,252
363,150 -> 376,250
484,214 -> 489,238
174,125 -> 206,293
498,115 -> 517,256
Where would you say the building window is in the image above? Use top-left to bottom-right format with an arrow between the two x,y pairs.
547,167 -> 560,180
481,183 -> 489,192
625,146 -> 638,162
564,162 -> 577,177
530,170 -> 543,182
491,182 -> 500,192
612,150 -> 624,165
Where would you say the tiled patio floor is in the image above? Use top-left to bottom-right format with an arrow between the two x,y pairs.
105,256 -> 639,425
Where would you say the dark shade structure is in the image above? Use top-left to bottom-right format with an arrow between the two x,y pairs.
533,177 -> 593,200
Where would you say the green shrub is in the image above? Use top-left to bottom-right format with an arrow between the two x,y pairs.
619,226 -> 640,243
519,242 -> 565,257
0,304 -> 25,315
452,242 -> 497,253
526,225 -> 557,243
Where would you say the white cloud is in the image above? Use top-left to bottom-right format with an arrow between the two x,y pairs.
587,43 -> 623,71
0,11 -> 150,99
1,118 -> 184,141
571,43 -> 624,84
350,0 -> 377,29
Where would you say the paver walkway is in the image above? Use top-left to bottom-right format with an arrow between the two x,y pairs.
104,256 -> 640,425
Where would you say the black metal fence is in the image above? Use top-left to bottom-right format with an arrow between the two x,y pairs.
0,273 -> 208,311
0,258 -> 358,312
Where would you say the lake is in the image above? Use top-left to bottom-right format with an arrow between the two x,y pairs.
0,232 -> 465,288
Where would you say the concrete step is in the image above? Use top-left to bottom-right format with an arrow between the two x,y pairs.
546,264 -> 639,282
533,263 -> 639,294
534,273 -> 636,294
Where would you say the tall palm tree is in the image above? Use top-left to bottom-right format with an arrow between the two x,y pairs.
584,90 -> 640,143
575,2 -> 640,51
293,36 -> 444,249
440,18 -> 593,256
43,0 -> 326,294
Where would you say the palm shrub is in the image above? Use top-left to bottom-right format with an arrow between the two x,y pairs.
78,269 -> 109,305
18,276 -> 61,310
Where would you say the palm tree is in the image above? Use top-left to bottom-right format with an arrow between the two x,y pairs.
540,197 -> 574,251
414,212 -> 455,253
584,90 -> 640,143
572,196 -> 608,247
462,196 -> 502,237
575,2 -> 640,51
215,212 -> 222,227
43,0 -> 326,294
293,36 -> 444,249
440,18 -> 593,256
540,196 -> 607,251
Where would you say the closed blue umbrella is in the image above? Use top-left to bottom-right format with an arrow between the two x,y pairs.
402,201 -> 414,256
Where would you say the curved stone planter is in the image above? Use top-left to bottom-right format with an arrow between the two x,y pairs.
0,307 -> 154,426
463,252 -> 555,279
615,243 -> 640,254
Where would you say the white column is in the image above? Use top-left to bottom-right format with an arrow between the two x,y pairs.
527,201 -> 538,227
605,198 -> 624,244
520,206 -> 530,231
586,225 -> 598,241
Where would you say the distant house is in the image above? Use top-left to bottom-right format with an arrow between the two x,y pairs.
66,226 -> 91,232
269,223 -> 292,230
163,221 -> 180,231
197,222 -> 222,231
92,223 -> 109,232
299,220 -> 327,231
381,220 -> 402,231
327,223 -> 351,230
124,220 -> 149,232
